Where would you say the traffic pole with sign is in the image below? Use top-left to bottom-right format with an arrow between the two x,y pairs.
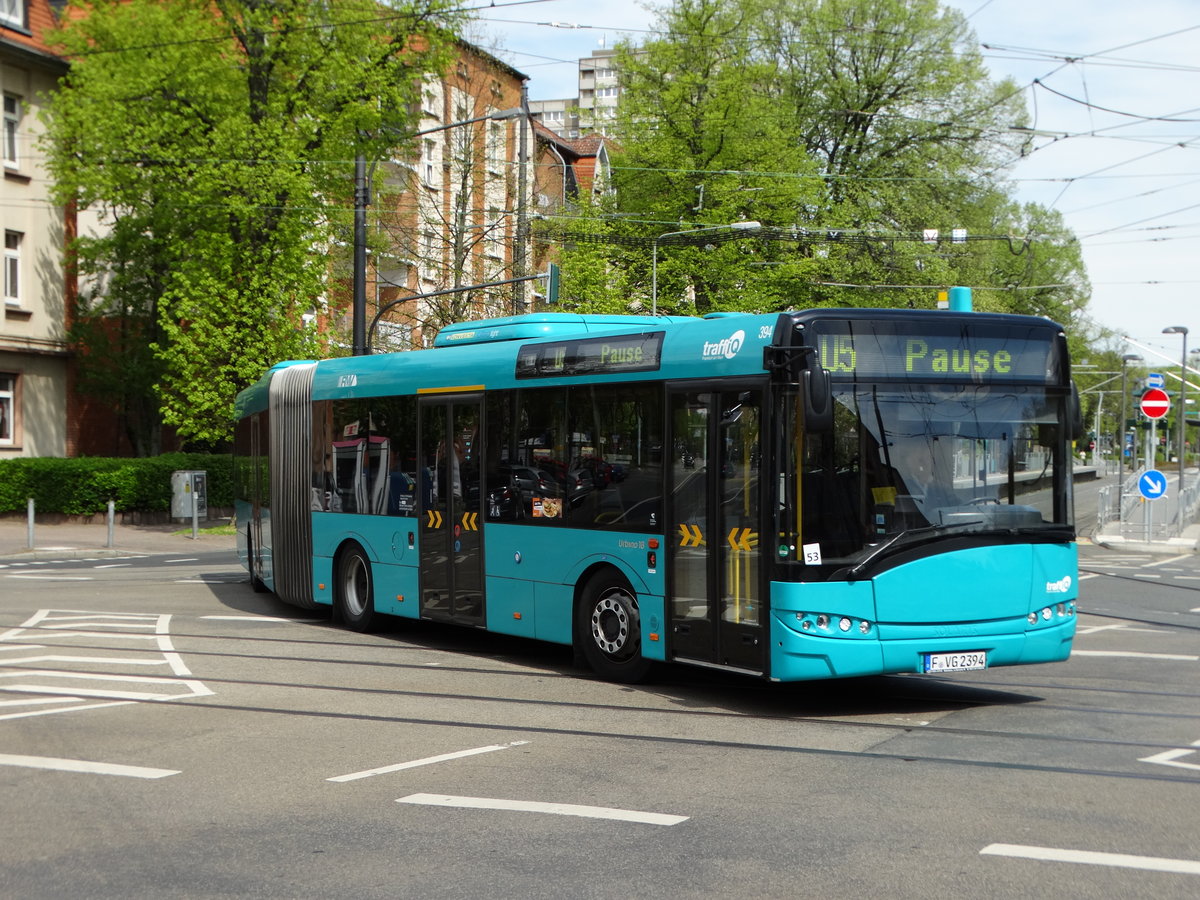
1141,387 -> 1170,474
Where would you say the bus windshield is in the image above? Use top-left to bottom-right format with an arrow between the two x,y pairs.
780,382 -> 1074,573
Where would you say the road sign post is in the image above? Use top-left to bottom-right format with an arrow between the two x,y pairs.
1138,468 -> 1169,542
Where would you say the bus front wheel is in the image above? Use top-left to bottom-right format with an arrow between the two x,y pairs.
576,572 -> 651,684
337,543 -> 377,632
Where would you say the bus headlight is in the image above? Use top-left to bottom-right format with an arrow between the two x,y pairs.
838,617 -> 852,632
816,614 -> 830,630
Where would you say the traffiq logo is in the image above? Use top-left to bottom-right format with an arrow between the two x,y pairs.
1045,576 -> 1072,594
703,330 -> 745,360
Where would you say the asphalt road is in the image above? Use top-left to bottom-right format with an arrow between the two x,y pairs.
1,545 -> 1197,898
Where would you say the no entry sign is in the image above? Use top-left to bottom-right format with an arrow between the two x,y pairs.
1140,387 -> 1170,419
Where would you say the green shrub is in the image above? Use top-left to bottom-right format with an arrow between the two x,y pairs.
0,453 -> 233,515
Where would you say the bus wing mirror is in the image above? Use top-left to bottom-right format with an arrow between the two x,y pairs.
803,366 -> 833,433
1068,382 -> 1084,441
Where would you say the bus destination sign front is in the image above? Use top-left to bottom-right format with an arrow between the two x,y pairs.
516,332 -> 665,379
807,321 -> 1059,383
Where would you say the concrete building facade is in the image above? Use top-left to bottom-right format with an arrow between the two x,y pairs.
2,0 -> 70,458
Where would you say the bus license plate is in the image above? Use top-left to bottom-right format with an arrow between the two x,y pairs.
924,651 -> 987,673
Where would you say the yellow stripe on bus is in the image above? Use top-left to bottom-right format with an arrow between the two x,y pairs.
417,385 -> 485,394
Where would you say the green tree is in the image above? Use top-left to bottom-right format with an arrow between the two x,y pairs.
44,0 -> 460,448
551,0 -> 1089,325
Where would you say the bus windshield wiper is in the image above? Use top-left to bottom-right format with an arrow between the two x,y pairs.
839,520 -> 984,581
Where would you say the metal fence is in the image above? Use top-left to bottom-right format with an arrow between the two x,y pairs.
1097,465 -> 1200,541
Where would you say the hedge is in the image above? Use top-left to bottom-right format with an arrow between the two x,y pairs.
0,453 -> 233,516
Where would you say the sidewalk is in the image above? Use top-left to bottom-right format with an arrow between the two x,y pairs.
0,515 -> 237,560
1093,521 -> 1200,555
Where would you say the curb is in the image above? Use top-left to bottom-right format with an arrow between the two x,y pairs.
0,547 -> 179,561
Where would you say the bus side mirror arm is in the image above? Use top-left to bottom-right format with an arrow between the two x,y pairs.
1069,382 -> 1084,441
765,345 -> 833,432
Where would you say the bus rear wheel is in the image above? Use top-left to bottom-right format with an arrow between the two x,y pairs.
337,543 -> 376,632
576,572 -> 651,683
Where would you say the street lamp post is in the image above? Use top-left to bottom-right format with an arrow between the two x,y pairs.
1163,326 -> 1189,523
352,106 -> 527,355
651,221 -> 762,315
1118,353 -> 1142,521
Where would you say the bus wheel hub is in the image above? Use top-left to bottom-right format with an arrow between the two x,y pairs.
591,595 -> 632,656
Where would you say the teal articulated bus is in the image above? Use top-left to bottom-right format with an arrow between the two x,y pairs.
234,307 -> 1081,683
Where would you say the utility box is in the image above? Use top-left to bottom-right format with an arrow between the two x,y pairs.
171,470 -> 208,521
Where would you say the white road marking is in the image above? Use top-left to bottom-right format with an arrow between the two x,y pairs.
1140,739 -> 1200,772
0,655 -> 176,666
5,575 -> 94,581
0,696 -> 84,708
0,670 -> 214,701
201,615 -> 318,622
1078,573 -> 1100,581
1075,624 -> 1171,635
93,564 -> 132,569
0,610 -> 212,713
1071,650 -> 1198,661
0,701 -> 134,721
397,793 -> 688,826
1145,554 -> 1192,568
329,741 -> 529,783
981,843 -> 1200,875
166,558 -> 199,563
0,753 -> 179,779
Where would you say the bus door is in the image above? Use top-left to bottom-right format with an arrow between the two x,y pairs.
668,387 -> 765,673
418,397 -> 485,626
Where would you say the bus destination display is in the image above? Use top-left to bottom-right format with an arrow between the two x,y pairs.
516,332 -> 664,379
809,322 -> 1058,383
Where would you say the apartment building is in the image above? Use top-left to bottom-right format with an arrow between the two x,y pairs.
369,42 -> 534,351
528,48 -> 620,139
2,0 -> 70,458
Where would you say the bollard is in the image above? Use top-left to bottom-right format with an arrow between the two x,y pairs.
26,497 -> 34,550
106,500 -> 115,549
191,488 -> 199,540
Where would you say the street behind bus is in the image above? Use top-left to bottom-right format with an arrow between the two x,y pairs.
1,543 -> 1197,899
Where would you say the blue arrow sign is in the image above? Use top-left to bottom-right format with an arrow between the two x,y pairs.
1138,469 -> 1168,500
1146,373 -> 1165,388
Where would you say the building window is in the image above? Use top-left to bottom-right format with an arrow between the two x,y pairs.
3,95 -> 20,168
0,0 -> 25,29
0,373 -> 14,446
422,229 -> 439,277
423,139 -> 437,186
4,231 -> 20,306
487,120 -> 504,172
597,87 -> 619,99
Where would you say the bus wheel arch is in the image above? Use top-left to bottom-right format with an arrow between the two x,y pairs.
574,565 -> 652,684
335,540 -> 377,632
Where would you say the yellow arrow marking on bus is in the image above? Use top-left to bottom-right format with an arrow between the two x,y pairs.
727,528 -> 755,552
678,524 -> 704,547
426,510 -> 442,528
461,512 -> 479,531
